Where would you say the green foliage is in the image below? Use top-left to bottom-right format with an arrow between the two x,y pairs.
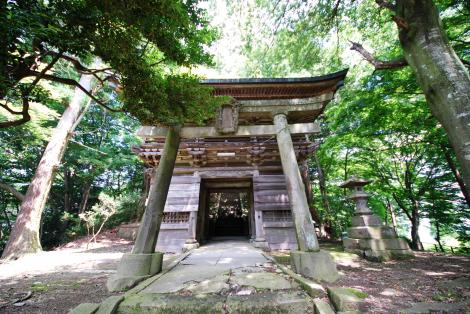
1,0 -> 223,127
223,0 -> 469,248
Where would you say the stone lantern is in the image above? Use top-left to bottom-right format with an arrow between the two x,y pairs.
340,176 -> 413,261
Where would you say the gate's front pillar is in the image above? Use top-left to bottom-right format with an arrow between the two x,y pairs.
273,113 -> 319,251
273,113 -> 339,282
107,125 -> 181,292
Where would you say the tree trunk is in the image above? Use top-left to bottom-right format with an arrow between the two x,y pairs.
64,168 -> 72,212
396,0 -> 470,198
434,220 -> 445,252
299,160 -> 322,225
1,73 -> 94,259
314,154 -> 333,238
132,126 -> 181,254
78,181 -> 93,214
441,144 -> 470,207
410,202 -> 424,250
386,198 -> 398,233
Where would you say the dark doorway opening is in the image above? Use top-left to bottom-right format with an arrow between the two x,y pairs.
196,179 -> 254,243
208,190 -> 249,237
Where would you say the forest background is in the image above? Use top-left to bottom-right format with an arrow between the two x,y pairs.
0,0 -> 468,255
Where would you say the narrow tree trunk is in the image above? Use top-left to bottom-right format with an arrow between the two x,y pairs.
132,126 -> 181,254
396,0 -> 470,198
410,202 -> 424,251
299,160 -> 322,225
434,221 -> 445,252
137,168 -> 152,220
441,144 -> 470,207
78,181 -> 93,214
314,154 -> 333,238
1,74 -> 94,259
64,168 -> 72,212
386,198 -> 398,233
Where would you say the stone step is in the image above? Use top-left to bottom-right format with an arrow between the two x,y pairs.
117,291 -> 314,313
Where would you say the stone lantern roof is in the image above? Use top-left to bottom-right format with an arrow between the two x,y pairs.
339,176 -> 372,189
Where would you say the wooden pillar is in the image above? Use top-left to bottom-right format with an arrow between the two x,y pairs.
273,113 -> 319,252
132,126 -> 181,254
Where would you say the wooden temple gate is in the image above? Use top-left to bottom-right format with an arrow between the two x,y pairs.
133,70 -> 348,253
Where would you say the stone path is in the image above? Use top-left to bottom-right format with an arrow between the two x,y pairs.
143,239 -> 269,294
114,239 -> 316,313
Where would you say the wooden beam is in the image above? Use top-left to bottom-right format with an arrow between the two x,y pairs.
137,122 -> 320,139
238,93 -> 333,113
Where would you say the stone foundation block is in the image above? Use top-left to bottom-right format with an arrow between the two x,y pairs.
291,250 -> 340,283
106,252 -> 163,292
344,238 -> 409,251
347,226 -> 397,239
351,215 -> 382,227
252,240 -> 270,251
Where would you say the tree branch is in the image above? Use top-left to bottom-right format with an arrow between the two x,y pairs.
349,41 -> 408,70
0,180 -> 25,202
26,70 -> 123,113
0,96 -> 30,128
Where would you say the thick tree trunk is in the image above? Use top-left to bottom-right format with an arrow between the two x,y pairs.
132,126 -> 181,254
1,74 -> 94,259
396,0 -> 470,198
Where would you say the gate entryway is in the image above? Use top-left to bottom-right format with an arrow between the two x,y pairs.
196,179 -> 254,243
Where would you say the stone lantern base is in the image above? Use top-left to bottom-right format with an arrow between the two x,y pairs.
343,213 -> 413,262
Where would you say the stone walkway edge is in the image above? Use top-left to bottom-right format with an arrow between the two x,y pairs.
69,251 -> 192,314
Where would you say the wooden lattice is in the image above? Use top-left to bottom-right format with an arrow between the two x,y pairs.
263,210 -> 292,222
163,212 -> 190,224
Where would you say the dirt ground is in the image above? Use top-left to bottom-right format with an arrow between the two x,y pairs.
0,229 -> 133,314
324,243 -> 470,313
0,235 -> 468,314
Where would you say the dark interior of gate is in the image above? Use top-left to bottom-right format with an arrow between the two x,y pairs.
197,179 -> 253,241
134,70 -> 348,253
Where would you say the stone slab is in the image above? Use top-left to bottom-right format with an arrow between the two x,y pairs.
185,274 -> 230,294
313,299 -> 335,314
231,272 -> 293,290
291,250 -> 340,283
96,295 -> 124,314
225,291 -> 314,313
117,293 -> 226,314
69,303 -> 100,314
327,287 -> 366,312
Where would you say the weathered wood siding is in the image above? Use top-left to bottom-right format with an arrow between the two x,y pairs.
156,175 -> 201,252
253,175 -> 297,250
